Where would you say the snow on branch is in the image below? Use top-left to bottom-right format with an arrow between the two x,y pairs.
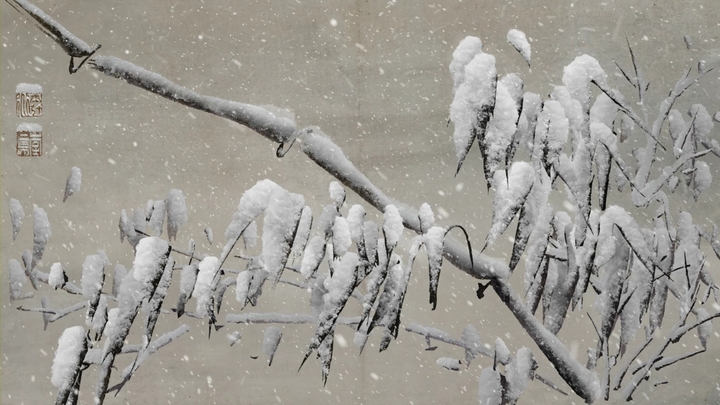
226,312 -> 361,327
88,56 -> 296,144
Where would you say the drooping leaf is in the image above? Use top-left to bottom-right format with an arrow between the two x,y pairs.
300,253 -> 358,370
290,206 -> 313,260
63,166 -> 82,203
425,226 -> 445,310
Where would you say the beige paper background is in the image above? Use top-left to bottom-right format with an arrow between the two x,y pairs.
2,0 -> 720,404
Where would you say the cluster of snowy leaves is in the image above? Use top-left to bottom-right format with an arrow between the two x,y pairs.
449,30 -> 720,402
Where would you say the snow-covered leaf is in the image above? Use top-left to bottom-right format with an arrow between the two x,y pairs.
147,200 -> 165,236
51,326 -> 88,404
437,357 -> 461,371
263,326 -> 283,366
228,331 -> 242,347
478,367 -> 503,405
507,29 -> 531,66
63,166 -> 82,203
49,262 -> 67,290
262,189 -> 305,284
329,181 -> 346,208
9,198 -> 24,241
694,308 -> 712,349
418,203 -> 435,232
193,256 -> 220,319
31,204 -> 51,274
300,236 -> 327,281
383,205 -> 403,255
9,259 -> 26,301
450,52 -> 497,175
290,206 -> 313,260
462,324 -> 482,367
425,226 -> 445,310
483,78 -> 519,183
165,189 -> 187,241
486,162 -> 535,249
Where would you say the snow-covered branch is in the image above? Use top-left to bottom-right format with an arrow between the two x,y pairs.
225,312 -> 361,327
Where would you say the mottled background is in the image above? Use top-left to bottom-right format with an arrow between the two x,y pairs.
2,0 -> 720,404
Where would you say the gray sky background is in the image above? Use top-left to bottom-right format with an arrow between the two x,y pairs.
2,1 -> 720,404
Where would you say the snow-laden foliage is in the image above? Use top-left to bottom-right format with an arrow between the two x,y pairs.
8,9 -> 720,404
63,166 -> 82,203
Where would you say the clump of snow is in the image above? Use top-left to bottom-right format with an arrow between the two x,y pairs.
332,217 -> 352,258
80,254 -> 105,299
487,162 -> 535,248
16,83 -> 42,93
32,204 -> 51,269
9,198 -> 24,241
112,264 -> 127,297
300,236 -> 327,280
484,79 -> 519,181
693,161 -> 711,200
91,295 -> 108,334
63,167 -> 82,203
323,252 -> 359,307
179,263 -> 198,298
9,259 -> 25,301
478,367 -> 503,405
225,180 -> 279,242
263,326 -> 283,366
132,237 -> 170,288
383,205 -> 403,253
461,324 -> 482,366
562,55 -> 608,109
418,203 -> 435,232
449,36 -> 483,93
235,270 -> 251,305
437,357 -> 461,371
507,29 -> 531,65
193,256 -> 220,318
346,205 -> 366,243
494,337 -> 511,365
51,326 -> 87,389
49,262 -> 66,290
228,330 -> 242,346
329,181 -> 346,208
148,200 -> 166,236
694,308 -> 712,349
261,189 -> 305,281
165,189 -> 188,240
